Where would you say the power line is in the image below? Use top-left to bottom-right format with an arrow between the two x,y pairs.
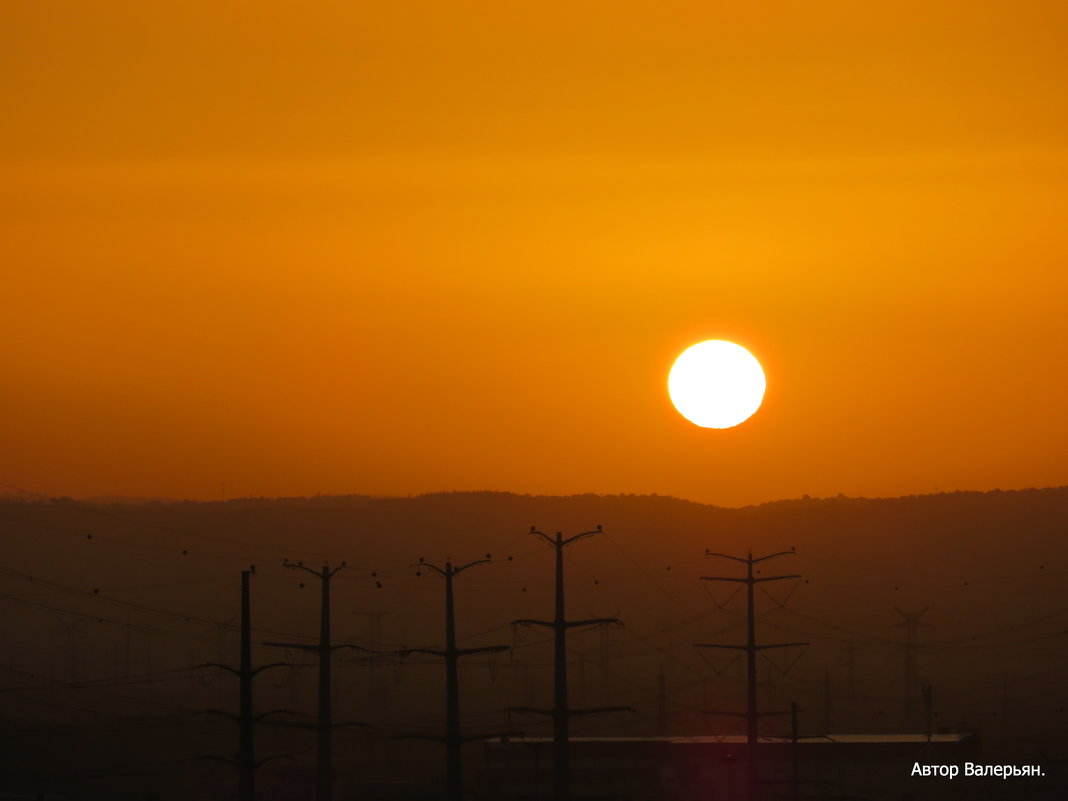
0,591 -> 219,644
0,564 -> 316,643
0,663 -> 197,713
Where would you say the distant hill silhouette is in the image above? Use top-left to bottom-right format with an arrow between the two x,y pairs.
81,495 -> 178,505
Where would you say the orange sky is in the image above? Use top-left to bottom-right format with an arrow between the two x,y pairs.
2,1 -> 1066,506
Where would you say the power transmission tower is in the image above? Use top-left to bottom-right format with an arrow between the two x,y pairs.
695,549 -> 806,801
200,566 -> 288,801
892,606 -> 930,731
264,560 -> 366,801
401,557 -> 512,801
510,527 -> 632,801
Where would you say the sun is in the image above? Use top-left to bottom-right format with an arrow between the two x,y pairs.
668,340 -> 766,429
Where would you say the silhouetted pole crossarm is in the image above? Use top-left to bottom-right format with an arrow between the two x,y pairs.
417,557 -> 492,577
567,617 -> 620,629
508,706 -> 553,717
282,557 -> 347,579
400,647 -> 446,657
203,659 -> 290,674
529,525 -> 603,548
754,575 -> 801,583
698,575 -> 800,584
515,616 -> 621,630
253,661 -> 289,674
697,576 -> 747,583
705,548 -> 796,563
199,662 -> 243,675
513,618 -> 554,629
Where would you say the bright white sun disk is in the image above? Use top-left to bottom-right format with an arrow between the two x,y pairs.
668,340 -> 766,429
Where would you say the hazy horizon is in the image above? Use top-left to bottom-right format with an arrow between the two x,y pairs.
9,481 -> 1065,510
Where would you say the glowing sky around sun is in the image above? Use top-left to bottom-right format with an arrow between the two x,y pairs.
1,1 -> 1066,505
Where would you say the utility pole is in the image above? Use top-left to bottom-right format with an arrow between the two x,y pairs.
892,606 -> 930,731
264,560 -> 365,801
695,549 -> 806,801
201,566 -> 288,801
510,527 -> 632,801
402,557 -> 512,801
